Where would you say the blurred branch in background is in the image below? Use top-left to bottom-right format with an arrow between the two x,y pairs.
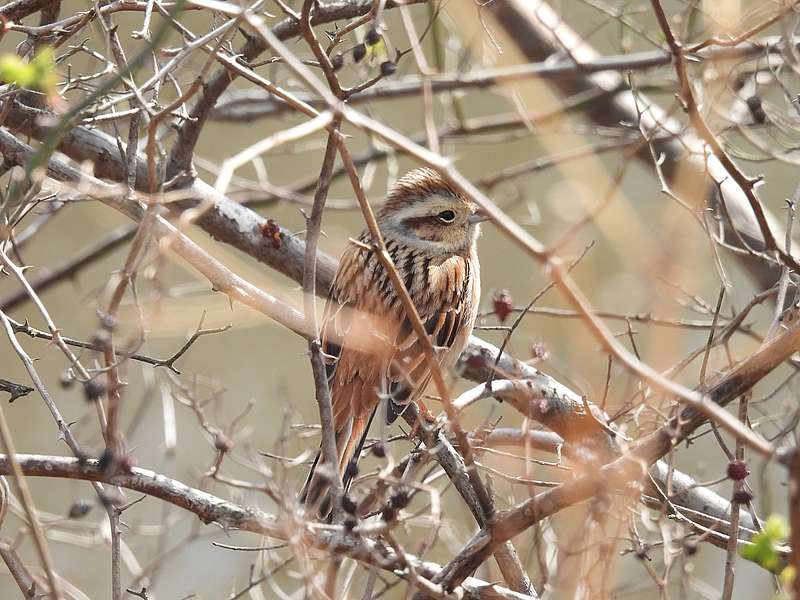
0,0 -> 800,598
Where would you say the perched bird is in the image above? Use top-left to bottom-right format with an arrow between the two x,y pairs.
301,167 -> 485,513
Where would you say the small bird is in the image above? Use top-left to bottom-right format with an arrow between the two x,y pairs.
301,167 -> 484,513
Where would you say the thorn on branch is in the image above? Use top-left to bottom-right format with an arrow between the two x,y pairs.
126,587 -> 150,600
0,378 -> 33,403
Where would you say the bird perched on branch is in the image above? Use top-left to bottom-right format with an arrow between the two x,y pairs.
301,167 -> 485,514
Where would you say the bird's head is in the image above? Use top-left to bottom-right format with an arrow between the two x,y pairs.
377,168 -> 486,254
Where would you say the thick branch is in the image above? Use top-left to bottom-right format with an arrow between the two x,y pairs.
0,0 -> 56,22
0,454 -> 532,600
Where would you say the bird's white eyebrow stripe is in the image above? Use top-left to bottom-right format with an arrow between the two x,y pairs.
389,195 -> 455,220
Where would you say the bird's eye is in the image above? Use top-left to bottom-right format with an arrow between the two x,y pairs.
437,210 -> 456,223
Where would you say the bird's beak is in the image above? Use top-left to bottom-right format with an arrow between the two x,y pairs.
468,210 -> 490,224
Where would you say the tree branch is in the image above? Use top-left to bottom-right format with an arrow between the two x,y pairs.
435,319 -> 800,588
0,453 -> 533,600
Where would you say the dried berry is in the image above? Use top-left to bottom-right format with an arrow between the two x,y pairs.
492,290 -> 513,323
683,539 -> 699,556
259,218 -> 282,249
68,500 -> 92,519
746,95 -> 766,124
352,43 -> 367,63
381,505 -> 397,522
341,495 -> 357,514
331,53 -> 344,72
727,459 -> 749,481
379,61 -> 396,77
365,27 -> 380,46
733,489 -> 754,504
371,441 -> 386,458
83,378 -> 106,402
343,516 -> 357,531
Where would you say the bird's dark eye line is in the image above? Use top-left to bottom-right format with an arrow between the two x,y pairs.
437,210 -> 456,223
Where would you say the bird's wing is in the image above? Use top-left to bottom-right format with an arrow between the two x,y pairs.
305,245 -> 477,507
312,240 -> 397,500
385,253 -> 477,423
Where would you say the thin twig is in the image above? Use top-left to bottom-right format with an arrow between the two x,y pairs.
0,402 -> 62,598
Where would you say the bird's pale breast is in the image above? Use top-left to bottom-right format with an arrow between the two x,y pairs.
321,238 -> 480,426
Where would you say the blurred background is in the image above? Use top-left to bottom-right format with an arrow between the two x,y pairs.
0,0 -> 797,598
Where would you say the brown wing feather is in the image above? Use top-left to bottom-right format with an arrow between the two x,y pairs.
303,241 -> 397,507
386,253 -> 477,422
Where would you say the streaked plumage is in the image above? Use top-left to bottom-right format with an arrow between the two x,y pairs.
301,168 -> 483,513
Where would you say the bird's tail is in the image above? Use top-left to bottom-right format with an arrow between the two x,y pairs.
300,407 -> 377,516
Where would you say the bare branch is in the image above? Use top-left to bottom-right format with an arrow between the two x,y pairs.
0,453 -> 533,600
